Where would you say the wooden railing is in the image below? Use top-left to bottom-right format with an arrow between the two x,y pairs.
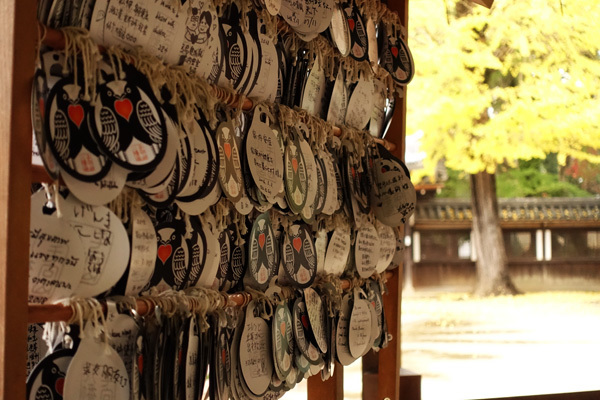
472,390 -> 600,400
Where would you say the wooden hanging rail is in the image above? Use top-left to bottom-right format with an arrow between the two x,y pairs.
37,24 -> 397,153
28,272 -> 391,323
472,0 -> 494,8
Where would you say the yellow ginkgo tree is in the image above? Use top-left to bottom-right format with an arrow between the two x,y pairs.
407,0 -> 600,295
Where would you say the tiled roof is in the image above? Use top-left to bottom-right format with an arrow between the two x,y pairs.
416,198 -> 600,222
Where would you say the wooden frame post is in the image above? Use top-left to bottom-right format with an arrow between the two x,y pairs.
308,362 -> 345,400
360,0 -> 409,398
0,0 -> 37,398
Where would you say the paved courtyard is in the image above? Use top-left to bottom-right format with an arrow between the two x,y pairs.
401,291 -> 600,400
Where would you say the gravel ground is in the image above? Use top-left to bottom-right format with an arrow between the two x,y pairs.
401,291 -> 600,400
281,291 -> 600,400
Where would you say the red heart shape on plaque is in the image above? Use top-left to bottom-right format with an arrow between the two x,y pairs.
115,98 -> 133,121
39,98 -> 45,120
301,314 -> 310,329
391,46 -> 399,58
157,244 -> 172,264
292,158 -> 298,173
293,237 -> 302,253
280,322 -> 286,335
67,104 -> 84,128
55,377 -> 65,395
224,142 -> 232,159
348,19 -> 355,31
259,233 -> 266,249
138,354 -> 144,374
221,349 -> 227,364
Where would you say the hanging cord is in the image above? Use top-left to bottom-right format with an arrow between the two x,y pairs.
230,89 -> 247,123
315,274 -> 344,317
232,207 -> 248,245
338,53 -> 373,86
348,275 -> 368,291
115,295 -> 139,316
107,49 -> 126,81
85,297 -> 111,353
245,288 -> 274,320
308,36 -> 338,81
109,45 -> 167,102
212,199 -> 231,233
106,41 -> 226,130
108,188 -> 136,226
156,289 -> 181,319
60,27 -> 101,102
373,272 -> 389,295
41,182 -> 63,218
355,0 -> 379,22
63,296 -> 108,348
183,213 -> 193,240
41,322 -> 58,353
276,105 -> 295,135
35,24 -> 47,68
186,286 -> 225,332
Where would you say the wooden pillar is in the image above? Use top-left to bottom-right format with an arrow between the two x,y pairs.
0,0 -> 37,398
307,363 -> 344,400
361,0 -> 409,398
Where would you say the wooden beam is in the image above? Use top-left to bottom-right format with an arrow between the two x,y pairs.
400,368 -> 422,400
371,0 -> 409,397
307,363 -> 344,400
361,349 -> 378,399
378,267 -> 403,400
386,0 -> 409,162
0,0 -> 37,398
471,0 -> 494,8
28,273 -> 392,323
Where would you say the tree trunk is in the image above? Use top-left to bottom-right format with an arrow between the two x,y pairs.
470,172 -> 519,296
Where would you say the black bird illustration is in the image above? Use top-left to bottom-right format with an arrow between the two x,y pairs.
217,124 -> 242,200
217,224 -> 245,291
285,224 -> 316,287
346,3 -> 369,61
94,68 -> 165,171
220,4 -> 248,89
312,158 -> 327,214
186,223 -> 207,288
242,11 -> 263,95
345,153 -> 362,201
228,225 -> 246,289
189,238 -> 203,285
216,229 -> 231,289
34,360 -> 65,400
230,245 -> 245,283
45,78 -> 110,181
285,139 -> 308,214
249,215 -> 276,288
152,224 -> 188,289
381,35 -> 412,84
